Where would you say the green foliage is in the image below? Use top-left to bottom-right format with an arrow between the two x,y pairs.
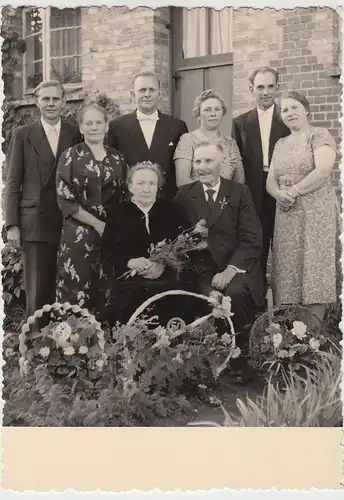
4,307 -> 240,426
190,347 -> 342,427
1,246 -> 25,331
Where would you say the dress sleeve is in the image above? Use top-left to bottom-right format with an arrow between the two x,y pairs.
173,133 -> 194,161
310,127 -> 337,153
226,137 -> 245,182
56,147 -> 81,219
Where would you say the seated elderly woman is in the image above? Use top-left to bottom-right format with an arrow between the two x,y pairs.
101,161 -> 195,326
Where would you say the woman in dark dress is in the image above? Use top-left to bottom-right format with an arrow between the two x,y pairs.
101,161 -> 193,326
56,103 -> 126,311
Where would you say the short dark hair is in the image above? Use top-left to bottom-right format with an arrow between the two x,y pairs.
280,90 -> 311,115
76,103 -> 108,124
34,79 -> 65,98
132,71 -> 160,89
127,161 -> 165,189
249,66 -> 279,86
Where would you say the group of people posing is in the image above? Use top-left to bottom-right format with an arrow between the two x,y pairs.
4,66 -> 340,346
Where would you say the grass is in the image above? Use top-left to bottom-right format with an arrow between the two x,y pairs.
189,346 -> 342,427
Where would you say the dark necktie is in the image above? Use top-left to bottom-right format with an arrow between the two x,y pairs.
206,189 -> 216,210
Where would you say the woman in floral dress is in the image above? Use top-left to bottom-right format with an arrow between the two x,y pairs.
174,89 -> 244,186
266,91 -> 340,321
56,103 -> 126,311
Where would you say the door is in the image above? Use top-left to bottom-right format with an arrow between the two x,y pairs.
171,7 -> 234,135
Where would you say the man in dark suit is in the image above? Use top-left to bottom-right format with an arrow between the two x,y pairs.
173,141 -> 264,348
4,80 -> 81,328
232,67 -> 290,293
107,71 -> 188,200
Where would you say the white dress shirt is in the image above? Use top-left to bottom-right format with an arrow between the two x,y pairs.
257,104 -> 274,171
201,179 -> 246,275
136,109 -> 159,149
202,179 -> 221,202
41,118 -> 61,157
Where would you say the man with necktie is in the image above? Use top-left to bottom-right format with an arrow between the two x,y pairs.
107,71 -> 188,200
4,80 -> 81,329
173,141 -> 264,349
231,67 -> 290,296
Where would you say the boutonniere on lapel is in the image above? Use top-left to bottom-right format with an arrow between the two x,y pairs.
218,196 -> 229,210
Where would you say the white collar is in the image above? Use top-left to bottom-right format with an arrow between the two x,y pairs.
41,117 -> 61,132
202,178 -> 221,197
136,109 -> 159,121
257,103 -> 275,117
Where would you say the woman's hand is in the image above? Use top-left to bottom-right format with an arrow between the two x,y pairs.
275,189 -> 296,211
127,257 -> 152,273
139,261 -> 165,280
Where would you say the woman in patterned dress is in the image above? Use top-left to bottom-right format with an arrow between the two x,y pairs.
56,103 -> 127,311
266,91 -> 340,321
174,89 -> 244,186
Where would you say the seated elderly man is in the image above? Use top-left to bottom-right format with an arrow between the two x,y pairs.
173,141 -> 264,350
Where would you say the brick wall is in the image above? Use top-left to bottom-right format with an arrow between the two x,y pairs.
231,7 -> 342,188
81,6 -> 170,114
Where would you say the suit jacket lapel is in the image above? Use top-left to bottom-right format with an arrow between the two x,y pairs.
247,109 -> 263,166
126,111 -> 150,155
207,178 -> 227,228
189,182 -> 209,222
28,122 -> 55,185
149,112 -> 170,154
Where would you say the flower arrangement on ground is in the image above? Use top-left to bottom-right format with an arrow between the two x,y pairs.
4,290 -> 241,426
249,304 -> 328,375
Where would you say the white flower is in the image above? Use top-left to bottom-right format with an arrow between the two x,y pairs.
198,384 -> 207,389
70,333 -> 79,343
291,321 -> 307,340
64,346 -> 75,356
96,359 -> 104,369
5,347 -> 14,357
277,349 -> 289,358
309,338 -> 320,351
39,347 -> 50,358
221,333 -> 232,345
266,323 -> 281,335
263,335 -> 270,343
230,347 -> 241,359
174,352 -> 183,364
54,322 -> 72,342
79,346 -> 88,354
272,333 -> 283,348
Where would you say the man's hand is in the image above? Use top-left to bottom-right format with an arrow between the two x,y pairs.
211,266 -> 237,291
127,257 -> 151,273
139,261 -> 165,280
7,226 -> 21,248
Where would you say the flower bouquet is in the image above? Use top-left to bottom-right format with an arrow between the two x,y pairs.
118,219 -> 208,279
18,303 -> 108,383
249,304 -> 328,375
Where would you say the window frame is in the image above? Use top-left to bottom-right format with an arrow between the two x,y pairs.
22,6 -> 82,95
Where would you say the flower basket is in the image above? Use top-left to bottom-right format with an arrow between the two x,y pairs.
249,304 -> 327,375
18,302 -> 108,386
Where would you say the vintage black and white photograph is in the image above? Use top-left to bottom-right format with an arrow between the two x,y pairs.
1,5 -> 342,428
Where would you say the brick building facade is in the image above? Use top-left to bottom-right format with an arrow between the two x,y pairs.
3,6 -> 342,187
